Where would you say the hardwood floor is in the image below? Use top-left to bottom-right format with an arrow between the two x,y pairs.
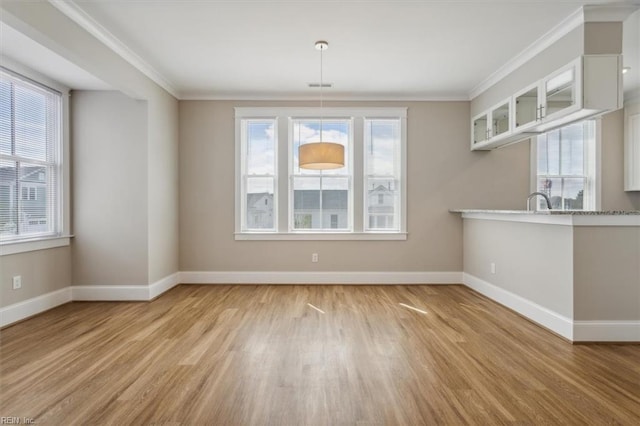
1,285 -> 638,425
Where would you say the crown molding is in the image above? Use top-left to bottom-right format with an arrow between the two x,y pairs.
469,3 -> 640,100
179,92 -> 470,102
47,0 -> 179,98
468,6 -> 584,100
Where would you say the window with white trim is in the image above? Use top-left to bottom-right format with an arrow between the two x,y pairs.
235,107 -> 407,240
0,69 -> 63,242
535,120 -> 597,211
291,118 -> 352,231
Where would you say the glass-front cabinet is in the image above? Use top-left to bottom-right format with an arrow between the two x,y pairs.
491,102 -> 510,138
514,84 -> 540,130
471,55 -> 621,151
472,113 -> 488,145
542,59 -> 580,121
471,98 -> 511,149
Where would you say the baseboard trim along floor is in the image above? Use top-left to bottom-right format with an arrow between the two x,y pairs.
1,271 -> 638,342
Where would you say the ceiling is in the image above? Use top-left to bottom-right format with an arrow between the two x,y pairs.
2,0 -> 639,100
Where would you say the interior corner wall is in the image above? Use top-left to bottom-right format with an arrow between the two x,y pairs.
147,95 -> 180,284
1,1 -> 181,290
178,100 -> 530,273
71,91 -> 149,286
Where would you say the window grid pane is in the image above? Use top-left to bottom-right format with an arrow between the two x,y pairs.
242,120 -> 276,231
292,176 -> 350,231
0,70 -> 61,241
365,119 -> 401,231
537,121 -> 593,211
290,118 -> 352,231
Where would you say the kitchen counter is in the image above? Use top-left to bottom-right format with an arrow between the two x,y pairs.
451,209 -> 640,215
456,209 -> 640,342
450,209 -> 640,226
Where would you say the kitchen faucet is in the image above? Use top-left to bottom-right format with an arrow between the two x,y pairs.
527,192 -> 552,211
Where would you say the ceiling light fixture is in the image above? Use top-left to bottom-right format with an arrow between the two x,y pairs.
299,40 -> 345,170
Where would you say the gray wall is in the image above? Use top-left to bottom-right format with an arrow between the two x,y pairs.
0,247 -> 71,307
463,219 -> 574,317
0,1 -> 179,309
573,226 -> 640,321
147,93 -> 180,283
179,100 -> 530,273
71,91 -> 149,286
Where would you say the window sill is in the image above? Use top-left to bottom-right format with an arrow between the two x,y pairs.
234,232 -> 407,241
0,235 -> 73,256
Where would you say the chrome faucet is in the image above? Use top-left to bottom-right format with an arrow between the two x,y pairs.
527,192 -> 552,211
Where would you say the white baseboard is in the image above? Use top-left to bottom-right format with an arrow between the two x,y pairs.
1,273 -> 180,327
149,272 -> 181,299
71,285 -> 151,301
573,321 -> 640,342
0,287 -> 72,328
463,272 -> 574,340
72,273 -> 181,301
179,271 -> 463,285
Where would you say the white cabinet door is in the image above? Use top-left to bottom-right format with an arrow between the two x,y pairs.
472,112 -> 489,147
513,82 -> 542,132
541,58 -> 581,122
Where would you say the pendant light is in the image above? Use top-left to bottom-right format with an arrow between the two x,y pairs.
299,41 -> 345,170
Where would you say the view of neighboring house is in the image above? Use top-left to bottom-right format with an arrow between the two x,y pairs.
293,189 -> 348,229
367,183 -> 396,229
0,165 -> 48,236
246,192 -> 274,229
247,184 -> 397,230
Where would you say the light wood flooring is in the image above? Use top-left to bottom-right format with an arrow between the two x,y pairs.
1,285 -> 639,425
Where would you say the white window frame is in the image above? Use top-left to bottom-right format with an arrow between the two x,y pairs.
235,107 -> 407,240
0,58 -> 71,256
289,116 -> 354,233
530,118 -> 600,211
239,118 -> 278,232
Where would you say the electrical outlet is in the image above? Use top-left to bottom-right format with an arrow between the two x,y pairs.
490,263 -> 496,274
12,275 -> 22,290
312,253 -> 319,263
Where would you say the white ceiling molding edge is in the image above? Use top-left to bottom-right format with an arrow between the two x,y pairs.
47,0 -> 179,99
468,6 -> 584,100
180,93 -> 470,102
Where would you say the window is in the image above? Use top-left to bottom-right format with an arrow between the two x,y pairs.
240,119 -> 276,231
291,119 -> 351,231
1,68 -> 63,242
235,107 -> 406,240
365,119 -> 401,231
535,120 -> 597,210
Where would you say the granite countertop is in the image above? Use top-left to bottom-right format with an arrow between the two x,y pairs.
450,209 -> 640,215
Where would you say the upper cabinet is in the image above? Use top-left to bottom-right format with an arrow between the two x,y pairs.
624,101 -> 640,192
472,98 -> 511,146
471,55 -> 622,151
